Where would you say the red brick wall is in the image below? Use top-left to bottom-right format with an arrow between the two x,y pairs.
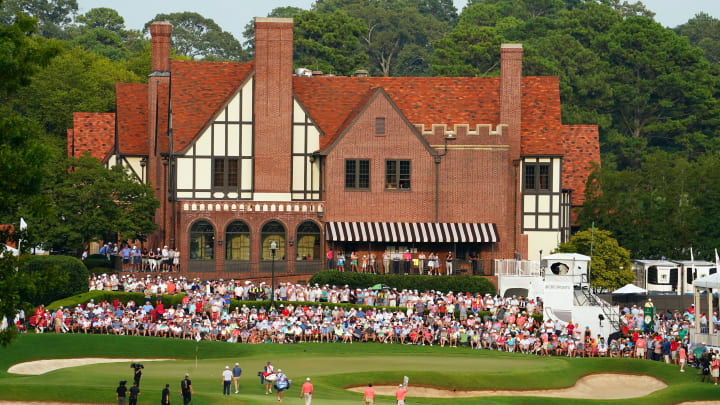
323,93 -> 436,222
254,18 -> 294,193
178,205 -> 325,276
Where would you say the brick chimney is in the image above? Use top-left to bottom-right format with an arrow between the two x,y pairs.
148,21 -> 173,248
500,43 -> 522,161
254,17 -> 294,194
150,21 -> 172,73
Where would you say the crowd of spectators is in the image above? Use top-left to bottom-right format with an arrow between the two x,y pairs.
10,273 -> 719,379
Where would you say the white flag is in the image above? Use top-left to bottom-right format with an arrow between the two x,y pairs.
715,248 -> 720,267
690,247 -> 695,273
19,218 -> 27,231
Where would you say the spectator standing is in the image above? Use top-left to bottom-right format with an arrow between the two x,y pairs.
418,252 -> 426,275
446,251 -> 454,275
327,248 -> 334,270
392,250 -> 401,274
403,250 -> 412,275
222,365 -> 232,395
300,377 -> 313,405
232,362 -> 242,393
383,251 -> 390,274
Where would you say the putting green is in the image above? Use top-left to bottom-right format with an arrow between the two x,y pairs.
0,334 -> 717,405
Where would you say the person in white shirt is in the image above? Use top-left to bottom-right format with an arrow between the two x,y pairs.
221,366 -> 233,396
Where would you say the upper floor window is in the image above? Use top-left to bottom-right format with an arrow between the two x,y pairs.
375,117 -> 385,135
213,158 -> 239,188
345,159 -> 370,190
386,160 -> 410,190
524,163 -> 550,191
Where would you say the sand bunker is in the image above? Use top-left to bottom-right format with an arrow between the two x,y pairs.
347,373 -> 667,399
8,358 -> 172,375
676,402 -> 720,405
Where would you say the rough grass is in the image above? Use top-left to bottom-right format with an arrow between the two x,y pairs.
0,334 -> 717,404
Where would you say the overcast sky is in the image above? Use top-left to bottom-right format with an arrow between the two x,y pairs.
76,0 -> 720,41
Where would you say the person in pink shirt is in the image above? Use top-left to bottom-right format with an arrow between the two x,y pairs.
363,383 -> 375,405
678,344 -> 687,372
300,377 -> 313,405
395,384 -> 408,405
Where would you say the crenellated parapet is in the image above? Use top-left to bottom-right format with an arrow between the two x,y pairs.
415,123 -> 508,138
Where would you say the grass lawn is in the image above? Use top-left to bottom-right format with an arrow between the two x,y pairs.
0,334 -> 717,404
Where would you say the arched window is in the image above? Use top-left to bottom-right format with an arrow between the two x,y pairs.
226,221 -> 250,260
296,221 -> 321,260
189,220 -> 214,260
261,221 -> 285,261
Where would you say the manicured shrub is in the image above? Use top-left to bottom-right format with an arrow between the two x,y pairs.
21,255 -> 89,305
83,254 -> 114,271
308,270 -> 496,295
48,290 -> 185,309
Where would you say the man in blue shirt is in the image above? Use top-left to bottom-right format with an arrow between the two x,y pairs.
120,245 -> 131,271
232,363 -> 242,394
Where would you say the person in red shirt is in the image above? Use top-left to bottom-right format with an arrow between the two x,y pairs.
363,383 -> 375,405
300,377 -> 313,405
678,344 -> 687,372
395,384 -> 408,405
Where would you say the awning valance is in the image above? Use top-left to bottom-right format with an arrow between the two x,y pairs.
325,222 -> 498,243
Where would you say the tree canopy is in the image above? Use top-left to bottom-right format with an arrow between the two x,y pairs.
555,228 -> 634,290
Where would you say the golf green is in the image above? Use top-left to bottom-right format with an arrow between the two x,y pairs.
0,334 -> 716,404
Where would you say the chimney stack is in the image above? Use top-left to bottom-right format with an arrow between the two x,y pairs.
500,43 -> 522,161
150,21 -> 172,73
254,17 -> 294,193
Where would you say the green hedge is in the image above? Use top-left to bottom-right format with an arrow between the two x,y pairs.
83,254 -> 114,272
21,255 -> 89,306
308,270 -> 496,295
48,290 -> 186,310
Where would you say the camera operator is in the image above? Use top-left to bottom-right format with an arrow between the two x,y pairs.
131,363 -> 143,387
116,381 -> 127,405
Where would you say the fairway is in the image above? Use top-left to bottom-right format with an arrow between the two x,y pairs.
0,334 -> 717,405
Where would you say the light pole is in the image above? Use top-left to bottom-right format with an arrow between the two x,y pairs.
270,240 -> 277,307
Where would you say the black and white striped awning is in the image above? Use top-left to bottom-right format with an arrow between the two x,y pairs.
325,222 -> 498,243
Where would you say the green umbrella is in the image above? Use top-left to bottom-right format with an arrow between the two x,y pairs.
370,284 -> 388,290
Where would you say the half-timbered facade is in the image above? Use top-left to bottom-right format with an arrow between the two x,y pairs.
67,18 -> 600,279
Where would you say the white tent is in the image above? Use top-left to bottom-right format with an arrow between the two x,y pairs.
694,272 -> 720,289
612,284 -> 647,294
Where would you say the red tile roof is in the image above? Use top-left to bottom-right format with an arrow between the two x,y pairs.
69,112 -> 115,162
293,76 -> 564,153
116,83 -> 148,155
169,60 -> 254,152
561,125 -> 600,207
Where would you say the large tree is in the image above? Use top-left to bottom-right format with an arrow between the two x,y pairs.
555,228 -> 634,290
293,10 -> 368,75
675,12 -> 720,64
0,0 -> 77,39
143,12 -> 248,62
35,154 -> 159,253
9,46 -> 141,139
0,9 -> 59,346
314,0 -> 448,76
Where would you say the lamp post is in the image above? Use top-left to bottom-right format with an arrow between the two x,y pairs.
270,240 -> 277,307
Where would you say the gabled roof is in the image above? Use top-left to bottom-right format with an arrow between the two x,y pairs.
69,112 -> 115,162
169,60 -> 254,152
293,75 -> 566,154
561,125 -> 600,206
319,87 -> 436,157
116,83 -> 148,155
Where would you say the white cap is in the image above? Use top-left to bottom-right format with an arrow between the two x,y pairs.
306,377 -> 311,381
225,366 -> 229,369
